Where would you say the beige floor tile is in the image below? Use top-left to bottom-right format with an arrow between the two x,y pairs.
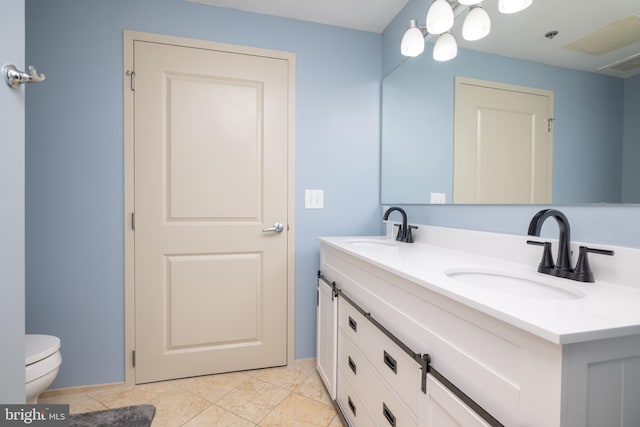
88,381 -> 180,408
216,377 -> 290,423
327,414 -> 347,427
39,392 -> 108,414
183,404 -> 256,426
248,360 -> 316,391
176,372 -> 251,404
294,371 -> 333,405
258,393 -> 337,427
149,387 -> 211,427
48,360 -> 332,425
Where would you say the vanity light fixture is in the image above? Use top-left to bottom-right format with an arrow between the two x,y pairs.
401,0 -> 533,61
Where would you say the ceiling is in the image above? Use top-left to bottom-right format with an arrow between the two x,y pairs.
186,0 -> 409,33
187,0 -> 640,76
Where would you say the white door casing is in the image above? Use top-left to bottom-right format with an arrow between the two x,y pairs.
123,31 -> 295,384
454,77 -> 553,204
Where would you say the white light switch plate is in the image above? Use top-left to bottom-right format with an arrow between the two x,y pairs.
430,192 -> 446,204
305,189 -> 324,209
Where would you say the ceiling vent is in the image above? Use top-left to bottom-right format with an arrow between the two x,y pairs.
598,53 -> 640,78
563,14 -> 640,56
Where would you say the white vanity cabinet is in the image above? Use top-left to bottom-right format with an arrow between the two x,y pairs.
318,237 -> 640,427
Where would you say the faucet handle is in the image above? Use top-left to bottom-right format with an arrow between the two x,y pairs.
527,240 -> 555,274
405,225 -> 418,243
574,246 -> 615,283
393,223 -> 404,241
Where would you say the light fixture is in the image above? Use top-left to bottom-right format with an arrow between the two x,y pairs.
426,0 -> 455,35
401,0 -> 534,62
498,0 -> 532,14
433,33 -> 458,61
401,20 -> 426,57
462,6 -> 491,41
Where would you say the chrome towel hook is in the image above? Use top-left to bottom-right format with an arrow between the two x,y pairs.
3,64 -> 46,88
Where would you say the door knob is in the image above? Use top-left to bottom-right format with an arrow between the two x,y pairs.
262,222 -> 284,233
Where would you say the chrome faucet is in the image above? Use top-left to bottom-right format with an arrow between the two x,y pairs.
527,209 -> 613,282
383,207 -> 416,243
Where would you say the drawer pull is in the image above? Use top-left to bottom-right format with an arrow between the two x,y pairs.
383,403 -> 396,426
383,350 -> 397,374
348,356 -> 357,375
348,396 -> 357,416
348,316 -> 357,332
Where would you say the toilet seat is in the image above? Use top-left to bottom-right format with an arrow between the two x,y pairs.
26,334 -> 60,365
25,335 -> 62,383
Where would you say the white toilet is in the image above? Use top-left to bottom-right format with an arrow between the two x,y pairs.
25,334 -> 62,404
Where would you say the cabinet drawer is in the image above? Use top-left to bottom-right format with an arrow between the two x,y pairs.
338,297 -> 422,414
425,374 -> 492,427
337,369 -> 375,427
339,329 -> 418,427
338,295 -> 366,342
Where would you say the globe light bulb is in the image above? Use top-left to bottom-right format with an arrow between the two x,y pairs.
426,0 -> 455,35
433,33 -> 458,62
462,7 -> 491,41
401,20 -> 426,57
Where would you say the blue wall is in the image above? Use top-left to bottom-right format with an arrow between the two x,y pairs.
0,0 -> 26,403
25,0 -> 381,388
623,74 -> 640,202
381,0 -> 640,248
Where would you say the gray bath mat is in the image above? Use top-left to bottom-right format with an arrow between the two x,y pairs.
69,404 -> 155,427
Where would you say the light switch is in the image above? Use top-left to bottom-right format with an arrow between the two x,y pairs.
430,192 -> 446,204
305,189 -> 324,209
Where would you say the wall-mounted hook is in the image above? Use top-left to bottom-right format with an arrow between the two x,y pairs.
3,64 -> 46,89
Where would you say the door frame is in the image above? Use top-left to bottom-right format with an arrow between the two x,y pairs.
123,30 -> 296,385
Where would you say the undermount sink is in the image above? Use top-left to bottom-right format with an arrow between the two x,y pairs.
445,269 -> 585,300
346,239 -> 397,247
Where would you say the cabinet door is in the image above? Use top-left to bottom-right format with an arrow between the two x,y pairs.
425,374 -> 492,427
317,278 -> 337,398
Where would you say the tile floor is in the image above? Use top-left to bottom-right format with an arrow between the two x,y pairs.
40,359 -> 346,426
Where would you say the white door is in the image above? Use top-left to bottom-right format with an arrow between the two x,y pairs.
454,77 -> 553,204
131,38 -> 293,384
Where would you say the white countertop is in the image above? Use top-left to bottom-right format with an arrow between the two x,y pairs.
319,236 -> 640,345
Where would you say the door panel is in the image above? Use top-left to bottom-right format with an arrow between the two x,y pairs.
167,253 -> 261,348
133,40 -> 290,383
168,74 -> 262,219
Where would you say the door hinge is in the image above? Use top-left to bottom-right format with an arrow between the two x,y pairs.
126,70 -> 135,91
131,212 -> 136,230
132,350 -> 136,368
547,118 -> 555,132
